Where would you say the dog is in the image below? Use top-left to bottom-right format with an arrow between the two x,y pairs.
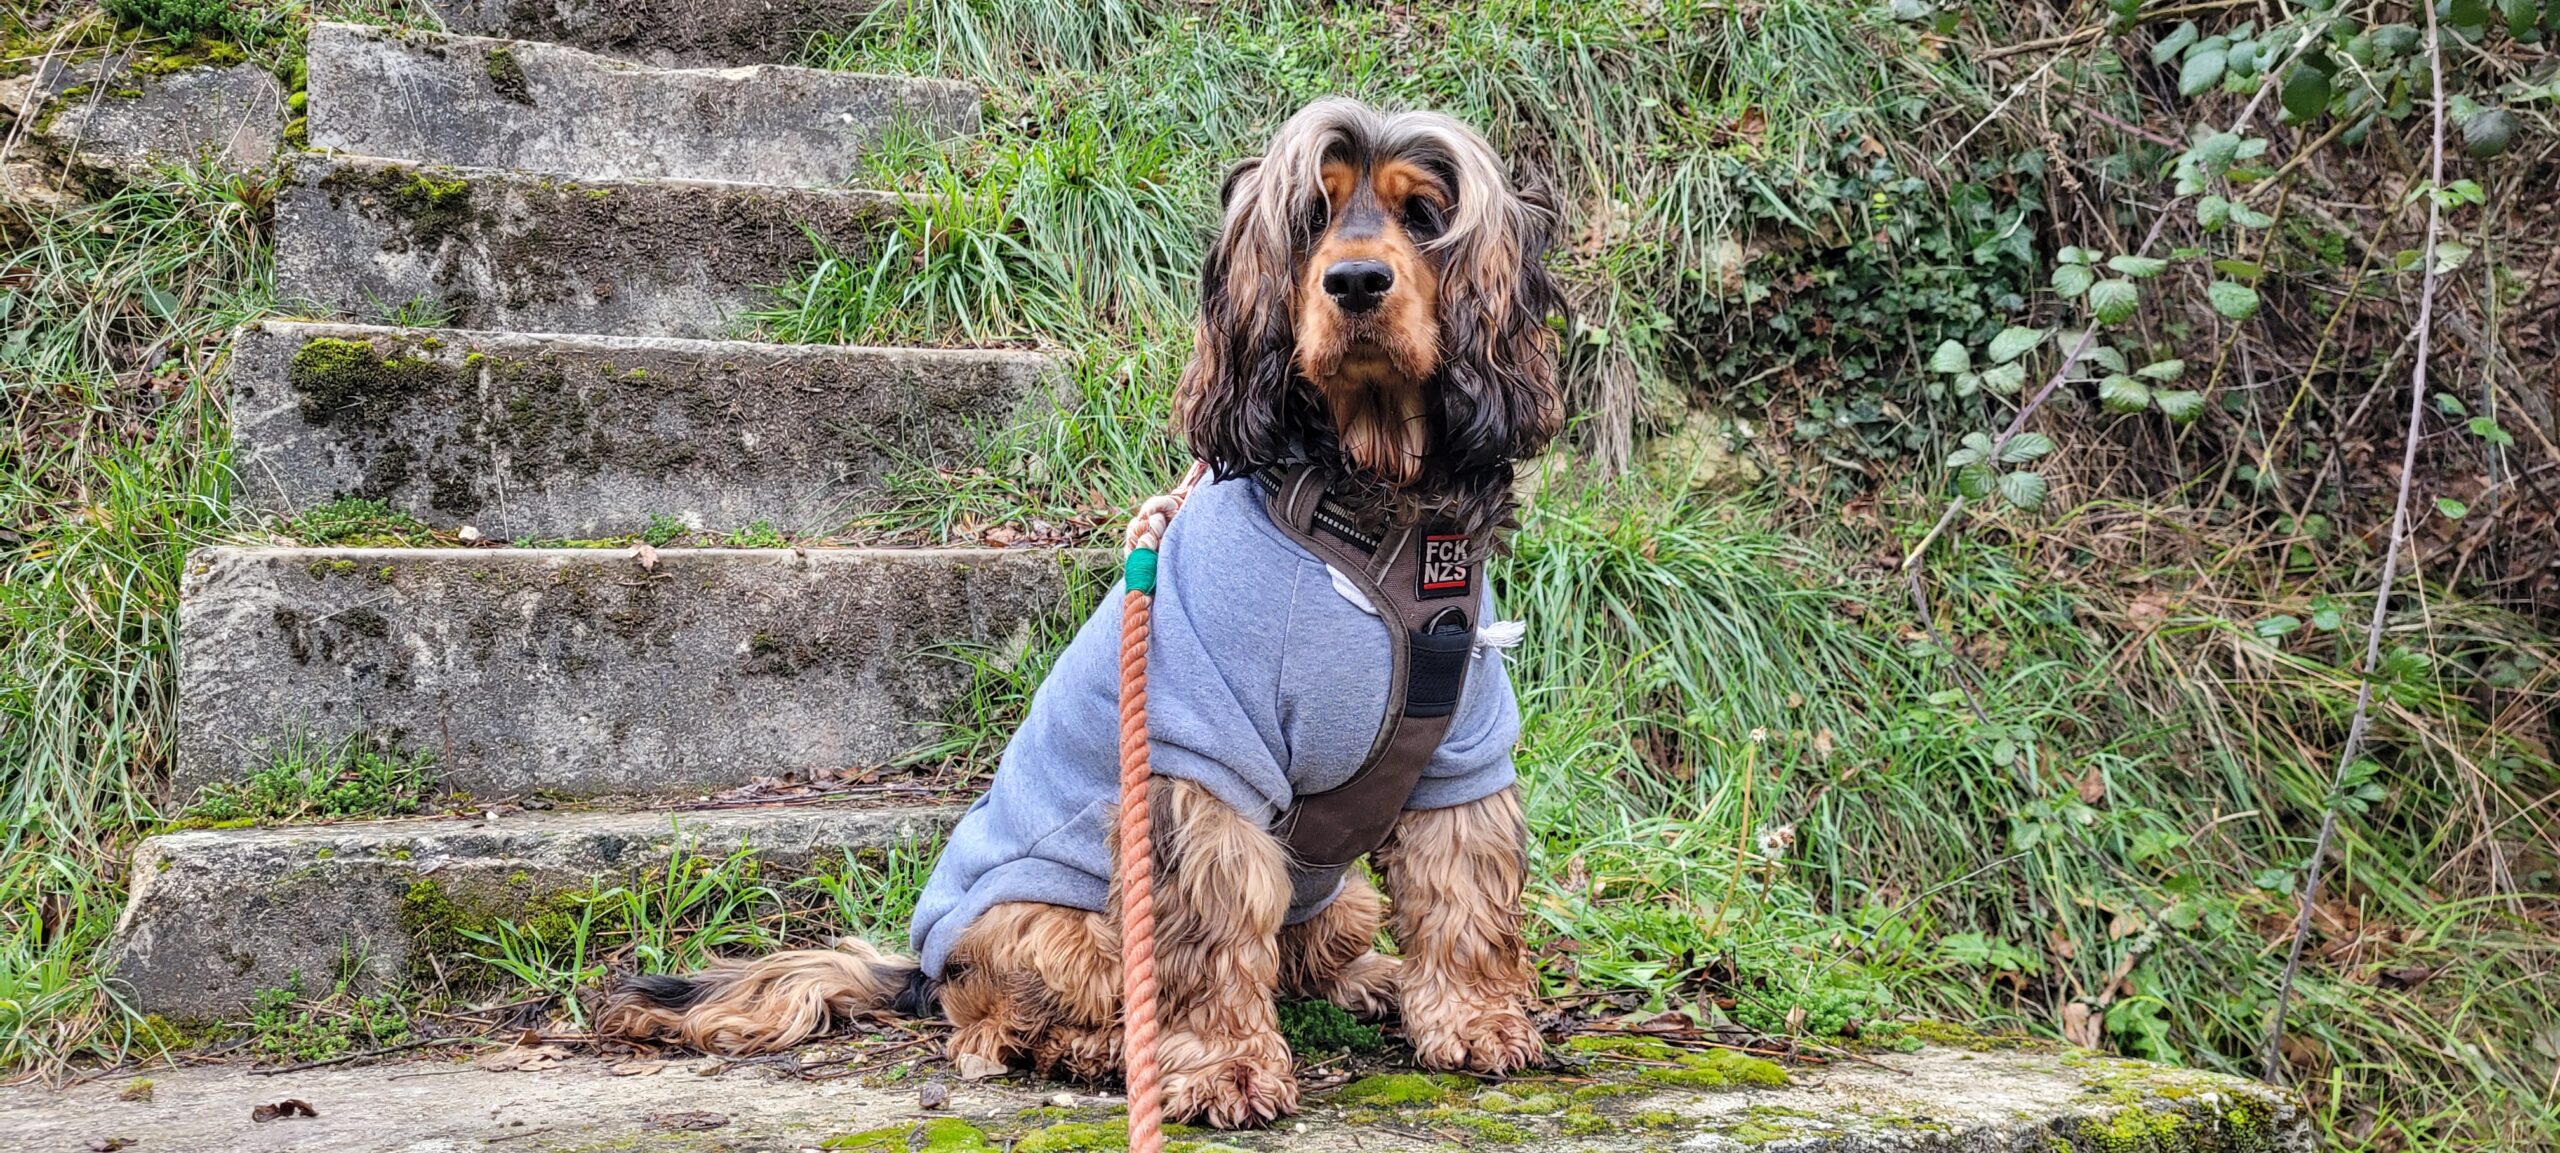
598,98 -> 1565,1129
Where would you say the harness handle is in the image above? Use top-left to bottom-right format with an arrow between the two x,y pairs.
1116,460 -> 1208,1152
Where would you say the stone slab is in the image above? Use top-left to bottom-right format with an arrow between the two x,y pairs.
307,22 -> 973,186
105,804 -> 958,1020
0,1044 -> 2308,1151
275,154 -> 899,337
28,54 -> 282,175
229,321 -> 1060,539
425,0 -> 889,67
175,546 -> 1108,800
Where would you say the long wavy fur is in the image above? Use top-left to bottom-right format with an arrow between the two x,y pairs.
1175,98 -> 1567,541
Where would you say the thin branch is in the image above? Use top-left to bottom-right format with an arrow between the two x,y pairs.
2259,2 -> 2450,1085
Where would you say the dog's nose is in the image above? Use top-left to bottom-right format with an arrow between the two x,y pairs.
1321,260 -> 1395,313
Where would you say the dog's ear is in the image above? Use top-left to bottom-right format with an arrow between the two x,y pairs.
1433,170 -> 1566,470
1176,157 -> 1305,479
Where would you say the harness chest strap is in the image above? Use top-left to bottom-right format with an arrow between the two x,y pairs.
1259,467 -> 1485,908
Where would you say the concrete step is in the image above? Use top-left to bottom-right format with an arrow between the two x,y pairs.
16,51 -> 282,177
0,1034 -> 2308,1151
107,803 -> 960,1019
307,22 -> 973,186
229,320 -> 1060,539
276,154 -> 897,338
425,0 -> 888,67
176,546 -> 1109,801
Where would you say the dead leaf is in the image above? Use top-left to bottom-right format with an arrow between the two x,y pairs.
2061,1001 -> 2102,1049
115,1081 -> 152,1102
632,542 -> 659,572
476,1044 -> 573,1072
2376,965 -> 2438,990
644,1111 -> 728,1132
88,1139 -> 134,1152
952,1052 -> 1007,1081
605,1059 -> 666,1077
251,1099 -> 317,1123
2076,766 -> 2108,806
918,1081 -> 951,1110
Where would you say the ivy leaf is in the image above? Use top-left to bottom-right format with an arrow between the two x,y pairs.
2052,262 -> 2096,298
2469,417 -> 2515,447
2137,359 -> 2187,381
2152,20 -> 2200,64
2106,255 -> 2168,279
2197,195 -> 2232,231
2000,432 -> 2055,463
2434,392 -> 2469,415
2227,201 -> 2275,229
2281,63 -> 2334,123
1930,340 -> 1972,374
1980,362 -> 2029,396
2057,245 -> 2097,265
2432,242 -> 2474,274
2446,0 -> 2491,32
2100,374 -> 2153,413
2083,343 -> 2129,374
1989,326 -> 2046,364
2153,389 -> 2206,423
2180,48 -> 2229,97
1999,470 -> 2051,510
2436,497 -> 2469,519
2088,278 -> 2140,325
2208,281 -> 2261,320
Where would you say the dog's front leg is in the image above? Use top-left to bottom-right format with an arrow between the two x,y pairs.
1144,778 -> 1299,1127
1377,785 -> 1542,1073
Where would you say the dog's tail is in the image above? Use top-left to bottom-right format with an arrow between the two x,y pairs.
597,938 -> 934,1055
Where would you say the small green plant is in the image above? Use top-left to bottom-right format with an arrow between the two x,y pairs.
639,513 -> 690,547
376,292 -> 457,329
182,735 -> 435,825
284,497 -> 434,546
723,519 -> 788,548
244,973 -> 412,1065
1276,998 -> 1384,1056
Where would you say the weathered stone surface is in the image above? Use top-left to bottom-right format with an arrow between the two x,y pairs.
426,0 -> 888,66
27,54 -> 282,175
105,804 -> 958,1019
0,1043 -> 2308,1151
276,154 -> 898,337
175,546 -> 1107,800
307,23 -> 973,186
230,321 -> 1060,538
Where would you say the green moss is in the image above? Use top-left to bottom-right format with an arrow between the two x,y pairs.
1013,1121 -> 1128,1153
1331,1072 -> 1475,1107
1628,1109 -> 1686,1128
482,46 -> 533,104
2075,1107 -> 2185,1152
1419,1111 -> 1530,1143
287,338 -> 456,434
1276,998 -> 1384,1056
825,1119 -> 997,1153
1562,1034 -> 1684,1061
1558,1109 -> 1614,1136
1474,1090 -> 1566,1114
1568,1081 -> 1649,1101
1637,1049 -> 1789,1090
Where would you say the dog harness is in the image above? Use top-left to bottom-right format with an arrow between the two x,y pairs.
1256,466 -> 1486,913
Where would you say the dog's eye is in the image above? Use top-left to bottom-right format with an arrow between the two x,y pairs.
1298,200 -> 1330,238
1402,198 -> 1445,240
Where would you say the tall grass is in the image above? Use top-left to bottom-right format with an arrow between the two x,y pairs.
1,166 -> 273,1067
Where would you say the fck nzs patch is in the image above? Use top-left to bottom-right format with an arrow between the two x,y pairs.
1418,534 -> 1472,600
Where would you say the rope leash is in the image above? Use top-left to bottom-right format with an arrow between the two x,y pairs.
1116,461 -> 1208,1153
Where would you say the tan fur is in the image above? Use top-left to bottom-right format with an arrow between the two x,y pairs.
1375,786 -> 1541,1072
939,901 -> 1121,1075
1293,158 -> 1444,483
594,937 -> 912,1056
1146,779 -> 1300,1128
1280,870 -> 1400,1018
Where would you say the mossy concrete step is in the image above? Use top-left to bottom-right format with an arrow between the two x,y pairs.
230,321 -> 1061,539
0,1042 -> 2308,1151
425,0 -> 888,66
275,154 -> 899,338
176,545 -> 1109,801
17,51 -> 282,177
104,803 -> 959,1020
308,22 -> 972,186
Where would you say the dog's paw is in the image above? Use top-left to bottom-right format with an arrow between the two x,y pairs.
1407,1001 -> 1542,1074
1161,1049 -> 1300,1129
1322,952 -> 1402,1020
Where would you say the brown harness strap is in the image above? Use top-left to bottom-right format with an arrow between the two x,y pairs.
1260,467 -> 1485,908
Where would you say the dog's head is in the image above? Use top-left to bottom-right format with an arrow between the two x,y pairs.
1176,98 -> 1565,535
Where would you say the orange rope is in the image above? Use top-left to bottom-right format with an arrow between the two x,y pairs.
1115,463 -> 1207,1153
